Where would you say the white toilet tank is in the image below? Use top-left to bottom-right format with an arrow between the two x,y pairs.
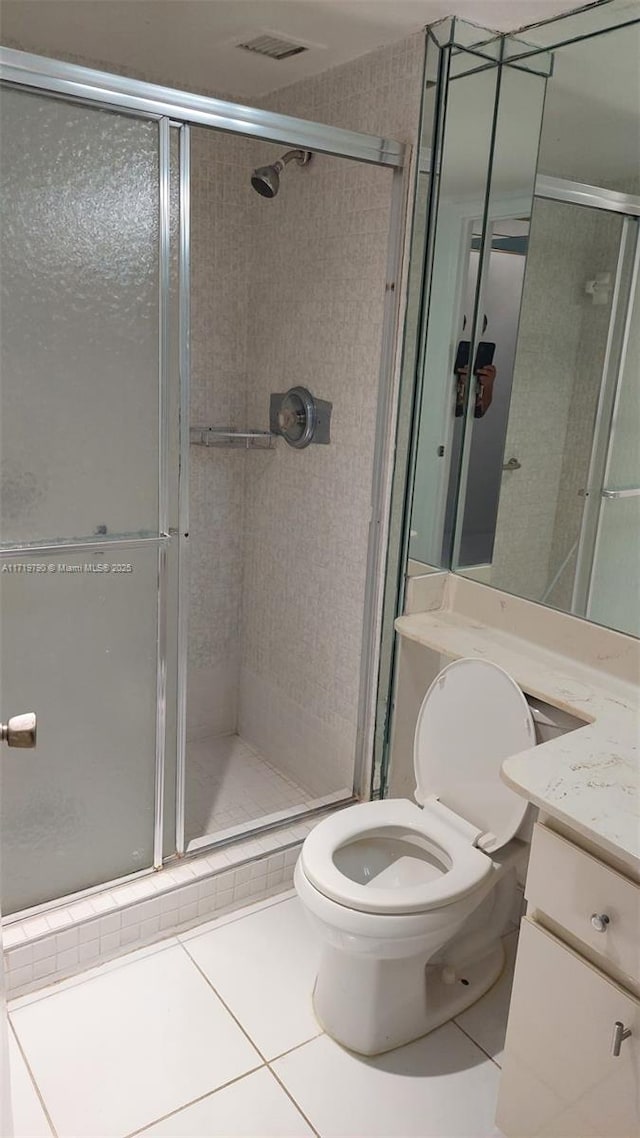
526,695 -> 584,744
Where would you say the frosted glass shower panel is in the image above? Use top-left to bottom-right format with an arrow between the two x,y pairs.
0,89 -> 160,545
605,250 -> 640,493
0,547 -> 160,913
588,496 -> 640,636
588,254 -> 640,636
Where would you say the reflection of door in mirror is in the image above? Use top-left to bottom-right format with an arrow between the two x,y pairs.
444,222 -> 529,569
408,63 -> 501,571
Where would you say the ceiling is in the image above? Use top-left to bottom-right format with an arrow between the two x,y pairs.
0,0 -> 583,98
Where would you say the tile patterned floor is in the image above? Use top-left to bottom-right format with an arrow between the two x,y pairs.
185,734 -> 311,843
9,891 -> 515,1138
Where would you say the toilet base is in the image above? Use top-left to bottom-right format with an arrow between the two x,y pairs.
312,939 -> 505,1056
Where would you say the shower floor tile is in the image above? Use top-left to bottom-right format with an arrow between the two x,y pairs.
185,733 -> 312,844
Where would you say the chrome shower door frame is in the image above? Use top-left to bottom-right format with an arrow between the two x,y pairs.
1,47 -> 410,872
572,213 -> 640,617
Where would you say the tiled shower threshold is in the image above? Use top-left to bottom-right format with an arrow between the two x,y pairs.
2,800 -> 352,1001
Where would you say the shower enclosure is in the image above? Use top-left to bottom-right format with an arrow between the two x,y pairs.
0,49 -> 408,916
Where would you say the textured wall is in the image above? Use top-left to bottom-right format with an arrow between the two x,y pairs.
237,37 -> 424,796
186,130 -> 253,739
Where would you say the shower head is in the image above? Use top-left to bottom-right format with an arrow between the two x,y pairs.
251,149 -> 312,198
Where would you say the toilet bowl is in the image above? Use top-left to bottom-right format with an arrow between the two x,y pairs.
295,657 -> 536,1055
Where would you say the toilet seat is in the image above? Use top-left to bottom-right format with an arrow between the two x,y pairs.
299,799 -> 492,915
414,658 -> 535,854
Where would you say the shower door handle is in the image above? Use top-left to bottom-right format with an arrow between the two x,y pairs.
0,712 -> 37,748
601,488 -> 640,499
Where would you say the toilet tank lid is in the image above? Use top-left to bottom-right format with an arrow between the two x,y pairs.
413,658 -> 536,854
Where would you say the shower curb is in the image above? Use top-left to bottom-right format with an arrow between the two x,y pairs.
1,816 -> 322,999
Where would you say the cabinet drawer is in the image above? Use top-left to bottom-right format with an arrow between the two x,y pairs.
525,823 -> 640,982
497,918 -> 639,1138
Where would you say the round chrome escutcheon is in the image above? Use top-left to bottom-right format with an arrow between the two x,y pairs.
276,386 -> 317,448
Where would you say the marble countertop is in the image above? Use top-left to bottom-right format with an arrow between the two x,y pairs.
395,606 -> 640,877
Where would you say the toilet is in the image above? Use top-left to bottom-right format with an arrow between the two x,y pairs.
295,657 -> 537,1056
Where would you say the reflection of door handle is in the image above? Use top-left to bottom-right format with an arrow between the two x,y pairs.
612,1021 -> 632,1057
0,712 -> 37,748
502,457 -> 521,471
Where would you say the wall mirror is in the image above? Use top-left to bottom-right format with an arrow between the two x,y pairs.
407,0 -> 640,638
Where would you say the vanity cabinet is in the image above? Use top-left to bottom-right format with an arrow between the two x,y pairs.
497,823 -> 640,1138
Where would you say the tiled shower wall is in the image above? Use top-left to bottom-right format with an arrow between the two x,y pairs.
187,130 -> 253,740
491,198 -> 621,602
188,36 -> 424,794
238,37 -> 424,796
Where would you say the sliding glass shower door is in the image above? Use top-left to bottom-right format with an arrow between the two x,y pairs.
0,88 -> 169,913
585,220 -> 640,635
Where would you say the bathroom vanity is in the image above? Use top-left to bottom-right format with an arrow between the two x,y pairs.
497,679 -> 639,1136
496,822 -> 639,1138
391,573 -> 639,1138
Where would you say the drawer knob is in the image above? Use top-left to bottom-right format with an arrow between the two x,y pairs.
612,1021 -> 632,1057
591,912 -> 610,932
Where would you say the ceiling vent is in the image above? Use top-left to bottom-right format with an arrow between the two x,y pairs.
236,34 -> 309,61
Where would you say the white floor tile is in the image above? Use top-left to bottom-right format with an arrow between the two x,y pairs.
454,933 -> 518,1066
10,944 -> 261,1138
9,937 -> 181,1013
138,1068 -> 313,1137
272,1024 -> 501,1138
8,1031 -> 53,1138
183,896 -> 321,1059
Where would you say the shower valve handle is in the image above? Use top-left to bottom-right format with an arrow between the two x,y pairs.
0,712 -> 37,748
278,407 -> 305,431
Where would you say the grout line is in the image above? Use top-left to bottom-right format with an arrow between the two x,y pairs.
266,1060 -> 322,1138
9,1019 -> 60,1138
451,1019 -> 503,1070
178,939 -> 321,1135
123,1064 -> 267,1138
267,1030 -> 325,1063
179,943 -> 270,1065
